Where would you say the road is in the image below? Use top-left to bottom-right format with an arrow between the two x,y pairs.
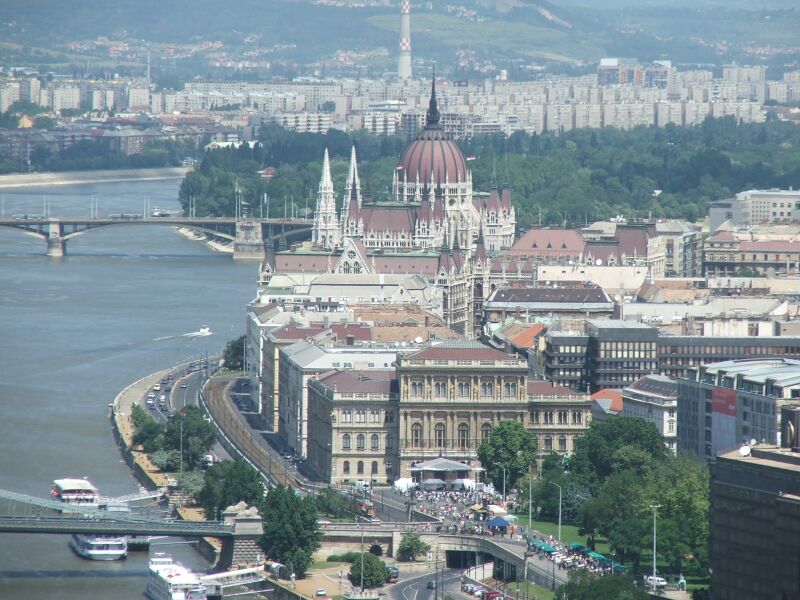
389,569 -> 462,600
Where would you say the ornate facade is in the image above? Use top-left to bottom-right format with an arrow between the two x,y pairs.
272,77 -> 519,338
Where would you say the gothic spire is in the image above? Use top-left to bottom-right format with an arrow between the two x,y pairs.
426,66 -> 440,128
319,148 -> 334,193
345,145 -> 362,207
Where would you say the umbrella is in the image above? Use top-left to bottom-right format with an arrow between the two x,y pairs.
487,516 -> 509,528
487,504 -> 507,514
470,504 -> 485,512
588,551 -> 607,561
569,542 -> 587,551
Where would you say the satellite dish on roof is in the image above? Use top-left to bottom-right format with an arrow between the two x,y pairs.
595,259 -> 603,266
750,438 -> 757,446
415,336 -> 423,344
739,445 -> 751,457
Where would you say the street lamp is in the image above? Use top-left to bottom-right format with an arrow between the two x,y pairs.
650,504 -> 661,593
494,463 -> 507,506
550,482 -> 562,543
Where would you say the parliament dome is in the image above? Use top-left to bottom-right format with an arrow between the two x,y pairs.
398,75 -> 468,185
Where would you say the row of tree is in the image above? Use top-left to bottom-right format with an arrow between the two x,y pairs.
477,417 -> 709,577
179,116 -> 800,227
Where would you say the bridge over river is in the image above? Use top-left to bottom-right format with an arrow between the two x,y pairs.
0,215 -> 312,258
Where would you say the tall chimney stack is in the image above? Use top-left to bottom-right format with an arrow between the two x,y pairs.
397,0 -> 413,80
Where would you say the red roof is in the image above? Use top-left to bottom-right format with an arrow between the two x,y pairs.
509,229 -> 585,257
740,240 -> 800,253
399,129 -> 468,184
408,344 -> 513,362
361,205 -> 417,234
314,369 -> 397,395
591,389 -> 623,413
527,381 -> 577,396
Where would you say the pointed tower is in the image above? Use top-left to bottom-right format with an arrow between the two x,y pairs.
312,148 -> 340,250
342,146 -> 363,239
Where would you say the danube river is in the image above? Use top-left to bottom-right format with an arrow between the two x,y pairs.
0,178 -> 258,598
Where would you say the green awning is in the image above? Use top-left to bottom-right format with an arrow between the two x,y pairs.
540,544 -> 556,553
569,543 -> 587,551
588,552 -> 606,561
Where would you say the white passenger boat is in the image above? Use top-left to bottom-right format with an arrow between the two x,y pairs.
198,325 -> 211,335
70,533 -> 127,560
52,477 -> 128,561
146,553 -> 208,600
52,478 -> 100,509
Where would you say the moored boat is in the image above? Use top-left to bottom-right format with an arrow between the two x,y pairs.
146,553 -> 208,600
70,533 -> 127,560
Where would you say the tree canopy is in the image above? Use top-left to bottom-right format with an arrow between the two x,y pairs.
164,406 -> 216,470
259,484 -> 322,578
555,570 -> 648,600
570,417 -> 669,491
397,531 -> 430,562
179,117 -> 800,227
348,553 -> 390,589
477,420 -> 538,491
223,335 -> 246,371
196,460 -> 264,520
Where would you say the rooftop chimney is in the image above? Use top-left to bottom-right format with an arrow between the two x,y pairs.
781,405 -> 800,452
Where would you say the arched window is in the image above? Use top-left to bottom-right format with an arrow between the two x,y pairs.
342,433 -> 351,450
411,381 -> 423,397
353,262 -> 362,274
435,423 -> 446,448
386,434 -> 394,450
356,434 -> 365,450
411,423 -> 422,447
458,380 -> 470,397
504,382 -> 517,397
343,461 -> 350,475
371,461 -> 379,475
371,434 -> 380,450
481,423 -> 492,441
342,261 -> 351,274
544,436 -> 553,452
458,423 -> 469,449
434,381 -> 446,397
481,380 -> 494,397
357,461 -> 364,475
558,435 -> 567,452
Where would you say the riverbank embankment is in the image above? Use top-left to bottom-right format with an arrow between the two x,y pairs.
110,365 -> 223,563
0,167 -> 190,189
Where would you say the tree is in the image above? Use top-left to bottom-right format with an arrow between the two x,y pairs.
196,460 -> 264,520
224,335 -> 246,371
131,404 -> 165,453
477,420 -> 537,491
259,484 -> 322,578
164,406 -> 216,470
571,417 -> 668,491
348,552 -> 390,589
315,487 -> 352,519
555,570 -> 648,600
369,543 -> 383,557
397,531 -> 430,562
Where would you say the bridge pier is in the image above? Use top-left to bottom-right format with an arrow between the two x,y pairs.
46,222 -> 66,257
233,220 -> 267,260
216,502 -> 265,571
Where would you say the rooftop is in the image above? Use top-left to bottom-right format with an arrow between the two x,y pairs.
698,358 -> 800,387
625,374 -> 677,398
405,341 -> 519,363
313,369 -> 398,396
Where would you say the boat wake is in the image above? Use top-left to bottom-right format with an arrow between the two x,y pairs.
153,327 -> 212,341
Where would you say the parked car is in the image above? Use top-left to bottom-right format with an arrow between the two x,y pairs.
426,580 -> 436,590
316,589 -> 327,597
645,576 -> 667,588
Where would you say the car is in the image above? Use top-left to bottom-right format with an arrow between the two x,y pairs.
180,383 -> 188,389
282,452 -> 293,460
426,581 -> 436,590
462,584 -> 475,593
147,392 -> 156,399
146,399 -> 155,409
645,576 -> 667,588
472,588 -> 483,597
316,589 -> 327,597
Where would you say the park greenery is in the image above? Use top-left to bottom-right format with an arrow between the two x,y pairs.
131,404 -> 216,470
477,420 -> 538,491
555,570 -> 648,600
397,531 -> 431,562
524,417 -> 709,577
315,487 -> 354,519
223,335 -> 246,371
258,484 -> 322,578
196,460 -> 264,520
180,117 -> 800,227
348,552 -> 390,589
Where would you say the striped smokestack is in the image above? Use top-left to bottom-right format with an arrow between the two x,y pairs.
397,0 -> 412,80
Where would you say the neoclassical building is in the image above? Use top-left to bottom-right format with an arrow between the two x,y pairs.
267,77 -> 519,337
305,341 -> 593,484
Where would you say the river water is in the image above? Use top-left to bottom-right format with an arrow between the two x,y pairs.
0,179 -> 258,598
